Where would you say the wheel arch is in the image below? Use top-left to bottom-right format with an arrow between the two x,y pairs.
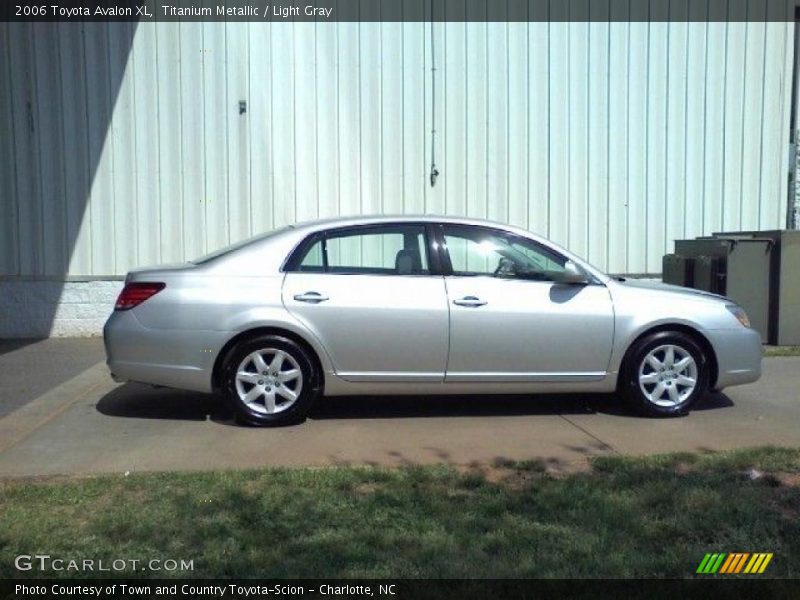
212,327 -> 326,394
618,323 -> 719,390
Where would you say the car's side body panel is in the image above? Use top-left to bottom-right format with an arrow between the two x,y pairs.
444,276 -> 615,382
320,374 -> 620,396
106,272 -> 338,393
282,273 -> 449,382
603,278 -> 763,388
103,309 -> 229,391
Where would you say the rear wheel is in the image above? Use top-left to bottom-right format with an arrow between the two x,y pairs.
221,335 -> 319,426
620,331 -> 709,417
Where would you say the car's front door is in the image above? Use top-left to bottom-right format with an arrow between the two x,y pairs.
282,224 -> 449,382
440,225 -> 615,382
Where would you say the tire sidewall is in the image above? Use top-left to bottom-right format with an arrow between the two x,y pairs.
222,335 -> 318,426
622,331 -> 709,417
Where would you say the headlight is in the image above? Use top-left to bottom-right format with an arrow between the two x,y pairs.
726,304 -> 751,328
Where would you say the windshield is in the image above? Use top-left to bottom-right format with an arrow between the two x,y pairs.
191,226 -> 292,265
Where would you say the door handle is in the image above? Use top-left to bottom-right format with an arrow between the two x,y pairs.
453,295 -> 487,307
293,291 -> 329,303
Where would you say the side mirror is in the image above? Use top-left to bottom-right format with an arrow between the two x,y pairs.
561,260 -> 588,284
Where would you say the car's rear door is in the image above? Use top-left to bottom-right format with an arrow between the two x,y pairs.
440,224 -> 615,382
282,223 -> 449,382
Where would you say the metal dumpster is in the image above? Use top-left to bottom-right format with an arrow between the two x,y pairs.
671,237 -> 774,342
662,254 -> 694,288
711,230 -> 800,345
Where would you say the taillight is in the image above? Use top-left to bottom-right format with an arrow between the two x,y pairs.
115,282 -> 166,310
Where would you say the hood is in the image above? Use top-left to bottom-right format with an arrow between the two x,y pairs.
613,278 -> 730,302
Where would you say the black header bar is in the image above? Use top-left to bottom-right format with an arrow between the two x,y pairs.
1,0 -> 797,23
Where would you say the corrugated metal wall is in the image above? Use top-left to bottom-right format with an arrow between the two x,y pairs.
0,13 -> 794,277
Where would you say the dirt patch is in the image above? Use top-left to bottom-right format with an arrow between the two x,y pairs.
777,505 -> 798,520
453,458 -> 591,490
455,463 -> 505,484
773,472 -> 800,488
739,469 -> 800,488
497,470 -> 542,491
354,482 -> 380,495
0,472 -> 99,489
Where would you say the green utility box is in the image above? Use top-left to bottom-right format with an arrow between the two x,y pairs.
693,255 -> 725,295
723,240 -> 772,343
672,237 -> 773,342
673,237 -> 739,295
711,230 -> 800,345
662,254 -> 694,288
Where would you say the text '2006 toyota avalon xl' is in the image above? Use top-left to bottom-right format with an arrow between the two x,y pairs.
104,216 -> 762,426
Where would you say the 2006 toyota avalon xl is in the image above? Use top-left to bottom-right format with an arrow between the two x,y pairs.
104,215 -> 762,426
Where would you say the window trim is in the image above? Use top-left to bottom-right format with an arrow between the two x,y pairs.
438,223 -> 572,281
282,222 -> 439,276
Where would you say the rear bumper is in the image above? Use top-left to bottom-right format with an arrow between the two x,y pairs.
104,310 -> 227,393
708,327 -> 763,389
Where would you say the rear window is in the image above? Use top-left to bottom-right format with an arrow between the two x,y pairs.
191,227 -> 291,265
290,225 -> 430,275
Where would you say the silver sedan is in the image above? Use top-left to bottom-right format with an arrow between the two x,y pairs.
104,216 -> 762,425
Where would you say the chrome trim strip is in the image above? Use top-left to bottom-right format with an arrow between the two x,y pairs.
338,372 -> 444,383
445,372 -> 607,383
338,371 -> 607,383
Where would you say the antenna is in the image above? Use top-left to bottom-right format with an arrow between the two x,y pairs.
429,1 -> 439,187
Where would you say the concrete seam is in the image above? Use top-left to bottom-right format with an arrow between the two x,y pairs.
558,413 -> 621,455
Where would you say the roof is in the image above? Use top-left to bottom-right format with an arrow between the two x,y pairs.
288,213 -> 516,233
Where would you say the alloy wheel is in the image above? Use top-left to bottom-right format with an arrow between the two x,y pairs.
637,344 -> 698,408
234,348 -> 303,414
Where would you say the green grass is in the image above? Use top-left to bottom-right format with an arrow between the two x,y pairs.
764,346 -> 800,357
1,447 -> 799,579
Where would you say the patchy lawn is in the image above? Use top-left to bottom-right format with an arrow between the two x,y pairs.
1,447 -> 799,579
764,346 -> 800,357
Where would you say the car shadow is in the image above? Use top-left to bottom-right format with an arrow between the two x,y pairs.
694,392 -> 736,411
564,390 -> 735,419
310,393 -> 605,419
96,383 -> 735,424
96,383 -> 235,425
309,391 -> 734,420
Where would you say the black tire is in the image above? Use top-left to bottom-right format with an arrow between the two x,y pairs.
619,331 -> 710,418
221,334 -> 319,426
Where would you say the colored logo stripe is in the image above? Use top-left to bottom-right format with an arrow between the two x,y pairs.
697,553 -> 726,574
697,553 -> 773,574
720,553 -> 749,573
744,553 -> 773,574
719,554 -> 735,573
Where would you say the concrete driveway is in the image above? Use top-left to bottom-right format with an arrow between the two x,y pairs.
0,339 -> 797,478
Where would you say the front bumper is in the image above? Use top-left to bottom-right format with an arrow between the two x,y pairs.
708,327 -> 763,389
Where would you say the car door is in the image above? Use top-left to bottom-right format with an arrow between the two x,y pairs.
440,224 -> 615,382
282,223 -> 449,382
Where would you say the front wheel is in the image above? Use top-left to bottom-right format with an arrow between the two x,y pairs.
620,331 -> 710,417
221,335 -> 319,426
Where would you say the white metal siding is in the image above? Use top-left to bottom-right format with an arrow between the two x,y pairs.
0,15 -> 794,277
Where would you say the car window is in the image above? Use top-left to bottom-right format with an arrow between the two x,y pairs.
442,226 -> 567,281
295,225 -> 430,275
